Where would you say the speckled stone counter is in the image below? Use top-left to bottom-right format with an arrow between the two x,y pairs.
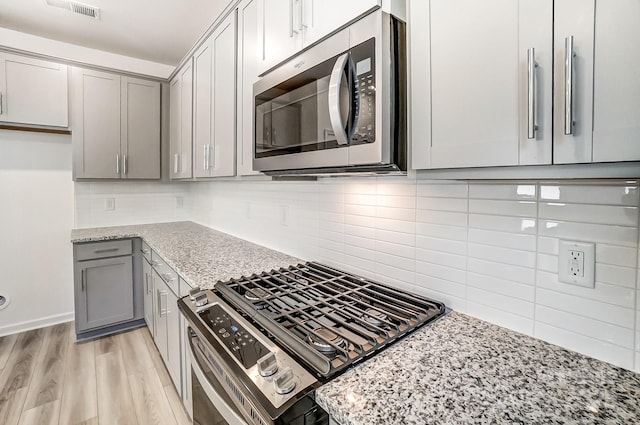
70,221 -> 300,289
317,312 -> 640,425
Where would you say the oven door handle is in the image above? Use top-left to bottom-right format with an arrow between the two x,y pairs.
328,53 -> 353,146
189,333 -> 248,425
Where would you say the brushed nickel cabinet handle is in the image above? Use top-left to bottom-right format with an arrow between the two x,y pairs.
116,154 -> 120,175
123,154 -> 127,176
527,48 -> 538,139
0,92 -> 3,115
564,36 -> 575,135
93,248 -> 119,254
81,269 -> 85,291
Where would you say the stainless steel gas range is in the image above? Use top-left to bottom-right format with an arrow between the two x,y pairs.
178,262 -> 446,425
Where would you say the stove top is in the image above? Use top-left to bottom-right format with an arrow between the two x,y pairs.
215,262 -> 446,379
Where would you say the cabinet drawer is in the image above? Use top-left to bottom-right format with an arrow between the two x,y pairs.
151,252 -> 179,296
76,239 -> 132,261
140,241 -> 152,262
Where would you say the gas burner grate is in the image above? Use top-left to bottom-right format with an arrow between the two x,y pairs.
216,262 -> 445,378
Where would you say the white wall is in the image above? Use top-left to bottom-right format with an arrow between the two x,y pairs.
0,130 -> 75,335
190,177 -> 640,373
74,182 -> 192,229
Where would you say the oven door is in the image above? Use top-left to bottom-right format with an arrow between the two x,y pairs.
253,18 -> 379,173
189,330 -> 247,425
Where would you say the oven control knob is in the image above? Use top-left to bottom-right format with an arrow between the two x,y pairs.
194,293 -> 208,307
257,352 -> 278,377
189,287 -> 203,300
274,367 -> 296,395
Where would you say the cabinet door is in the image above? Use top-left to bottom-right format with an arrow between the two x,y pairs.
142,257 -> 154,335
411,0 -> 552,169
210,12 -> 237,177
591,0 -> 640,162
192,38 -> 213,179
237,0 -> 261,176
553,0 -> 595,164
0,53 -> 69,127
153,270 -> 169,363
121,77 -> 161,179
166,289 -> 181,392
302,0 -> 379,46
170,63 -> 194,179
257,0 -> 303,74
76,256 -> 134,332
72,68 -> 122,179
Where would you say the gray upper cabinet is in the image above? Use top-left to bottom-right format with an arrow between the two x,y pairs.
72,67 -> 160,180
75,254 -> 134,333
121,77 -> 161,179
0,52 -> 69,128
236,0 -> 261,176
411,0 -> 640,171
170,62 -> 194,179
553,0 -> 640,164
193,11 -> 237,178
411,0 -> 553,169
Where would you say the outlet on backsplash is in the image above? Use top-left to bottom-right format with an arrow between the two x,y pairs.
104,198 -> 115,211
558,240 -> 595,288
176,196 -> 184,209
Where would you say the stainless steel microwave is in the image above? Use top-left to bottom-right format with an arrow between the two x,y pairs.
253,10 -> 406,175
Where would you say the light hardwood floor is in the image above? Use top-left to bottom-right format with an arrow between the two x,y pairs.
0,323 -> 191,425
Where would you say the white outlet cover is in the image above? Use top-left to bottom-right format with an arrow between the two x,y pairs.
558,240 -> 595,288
175,196 -> 184,209
104,198 -> 115,211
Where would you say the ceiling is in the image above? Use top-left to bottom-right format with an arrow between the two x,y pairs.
0,0 -> 231,66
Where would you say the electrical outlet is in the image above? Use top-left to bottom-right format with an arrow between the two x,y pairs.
245,202 -> 251,219
280,205 -> 289,226
558,240 -> 595,288
104,198 -> 115,211
175,196 -> 184,209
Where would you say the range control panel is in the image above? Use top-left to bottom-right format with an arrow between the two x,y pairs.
199,304 -> 270,368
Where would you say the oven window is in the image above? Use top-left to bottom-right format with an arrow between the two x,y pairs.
192,369 -> 230,425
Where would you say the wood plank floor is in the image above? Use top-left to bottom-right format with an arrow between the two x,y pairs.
0,323 -> 191,425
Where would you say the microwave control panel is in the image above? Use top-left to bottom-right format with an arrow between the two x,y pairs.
351,39 -> 376,146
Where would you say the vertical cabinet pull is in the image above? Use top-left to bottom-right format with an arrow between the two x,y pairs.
173,153 -> 180,174
115,155 -> 120,175
145,273 -> 149,294
81,269 -> 85,291
122,154 -> 127,176
564,36 -> 575,135
0,92 -> 3,115
527,48 -> 538,139
289,0 -> 295,37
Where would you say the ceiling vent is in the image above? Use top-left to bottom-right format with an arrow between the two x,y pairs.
45,0 -> 101,19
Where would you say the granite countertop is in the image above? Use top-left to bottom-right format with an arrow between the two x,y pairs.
71,222 -> 640,424
316,311 -> 640,425
71,221 -> 300,289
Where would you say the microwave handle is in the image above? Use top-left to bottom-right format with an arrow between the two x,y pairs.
328,53 -> 351,145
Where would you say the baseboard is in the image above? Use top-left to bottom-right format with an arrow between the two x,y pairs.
0,312 -> 75,337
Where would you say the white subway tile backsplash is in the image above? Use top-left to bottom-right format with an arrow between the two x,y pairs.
469,199 -> 537,217
537,270 -> 635,309
467,272 -> 534,302
539,220 -> 638,247
466,301 -> 534,335
468,183 -> 536,200
468,243 -> 536,268
535,305 -> 635,349
539,183 -> 639,206
468,228 -> 537,251
536,288 -> 635,329
535,322 -> 634,370
469,214 -> 537,234
539,202 -> 638,227
75,178 -> 640,372
596,244 -> 638,268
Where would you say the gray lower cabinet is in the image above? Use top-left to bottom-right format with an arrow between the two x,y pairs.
76,256 -> 134,331
142,255 -> 155,336
152,267 -> 181,391
73,238 -> 144,339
